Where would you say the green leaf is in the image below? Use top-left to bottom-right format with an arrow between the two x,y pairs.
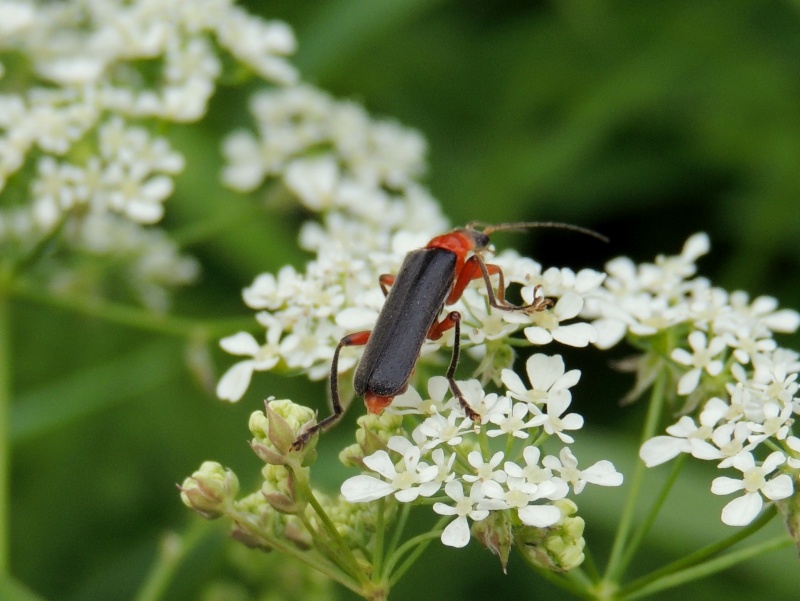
11,341 -> 181,444
0,577 -> 47,601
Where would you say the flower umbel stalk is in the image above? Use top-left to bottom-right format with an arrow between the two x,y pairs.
0,282 -> 11,575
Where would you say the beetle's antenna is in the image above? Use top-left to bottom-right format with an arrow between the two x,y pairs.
469,221 -> 609,243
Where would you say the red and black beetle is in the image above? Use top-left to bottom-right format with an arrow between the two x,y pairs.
292,221 -> 606,449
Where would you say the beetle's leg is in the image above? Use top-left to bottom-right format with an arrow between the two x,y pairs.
427,311 -> 479,422
454,254 -> 551,313
378,274 -> 396,297
291,330 -> 371,450
446,255 -> 515,308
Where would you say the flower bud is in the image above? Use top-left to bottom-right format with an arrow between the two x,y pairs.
261,463 -> 303,514
517,499 -> 586,572
180,461 -> 239,519
249,399 -> 318,464
340,412 -> 403,466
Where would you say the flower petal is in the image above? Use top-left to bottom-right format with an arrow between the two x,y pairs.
762,474 -> 794,501
711,476 -> 745,496
362,450 -> 398,479
220,332 -> 260,356
720,492 -> 762,526
518,504 -> 561,527
216,360 -> 255,402
440,516 -> 471,548
341,475 -> 394,503
639,436 -> 688,467
553,323 -> 597,347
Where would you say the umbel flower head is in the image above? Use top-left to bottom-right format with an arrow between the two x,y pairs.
1,0 -> 296,309
196,70 -> 627,570
582,233 -> 800,528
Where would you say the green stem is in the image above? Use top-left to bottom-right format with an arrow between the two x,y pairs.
0,288 -> 10,575
621,534 -> 792,600
232,511 -> 363,595
386,520 -> 447,586
11,280 -> 253,338
620,505 -> 777,599
294,510 -> 363,584
298,480 -> 366,584
133,520 -> 214,601
372,497 -> 386,580
581,544 -> 601,584
618,454 -> 686,574
11,215 -> 68,277
386,503 -> 411,563
605,368 -> 668,582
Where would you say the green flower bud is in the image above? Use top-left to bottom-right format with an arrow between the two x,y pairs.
249,399 -> 318,464
180,461 -> 239,519
517,499 -> 586,572
340,412 -> 404,466
261,464 -> 303,514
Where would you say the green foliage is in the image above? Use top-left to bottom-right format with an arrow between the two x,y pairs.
6,1 -> 800,600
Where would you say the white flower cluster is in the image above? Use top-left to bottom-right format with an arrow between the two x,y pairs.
216,85 -> 611,399
221,85 -> 426,201
212,86 -> 627,550
215,83 -> 455,398
218,221 -> 611,400
584,233 -> 800,526
1,0 -> 296,307
341,359 -> 623,548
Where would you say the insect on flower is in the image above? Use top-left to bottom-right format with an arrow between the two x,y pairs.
292,221 -> 607,449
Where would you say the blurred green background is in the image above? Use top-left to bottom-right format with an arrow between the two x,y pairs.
9,1 -> 800,600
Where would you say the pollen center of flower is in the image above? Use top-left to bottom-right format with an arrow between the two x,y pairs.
742,469 -> 766,493
690,425 -> 712,440
455,498 -> 473,516
440,424 -> 459,440
506,490 -> 530,508
531,312 -> 558,329
393,471 -> 418,489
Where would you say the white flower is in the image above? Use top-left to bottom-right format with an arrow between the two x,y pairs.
220,130 -> 266,191
523,291 -> 598,347
786,436 -> 800,469
216,11 -> 298,84
341,447 -> 440,503
527,393 -> 584,444
387,377 -> 451,416
508,446 -> 553,485
433,481 -> 490,548
429,448 -> 457,485
710,451 -> 794,526
639,401 -> 728,467
415,411 -> 473,450
542,448 -> 623,494
284,155 -> 340,210
671,331 -> 727,395
216,318 -> 283,402
463,451 -> 507,484
728,292 -> 800,335
501,353 -> 581,408
691,421 -> 758,467
0,1 -> 35,36
466,309 -> 519,345
485,397 -> 536,439
481,477 -> 562,527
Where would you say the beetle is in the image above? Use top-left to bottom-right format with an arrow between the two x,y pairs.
291,221 -> 606,450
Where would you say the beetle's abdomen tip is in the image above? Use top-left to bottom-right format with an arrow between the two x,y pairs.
364,392 -> 393,414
